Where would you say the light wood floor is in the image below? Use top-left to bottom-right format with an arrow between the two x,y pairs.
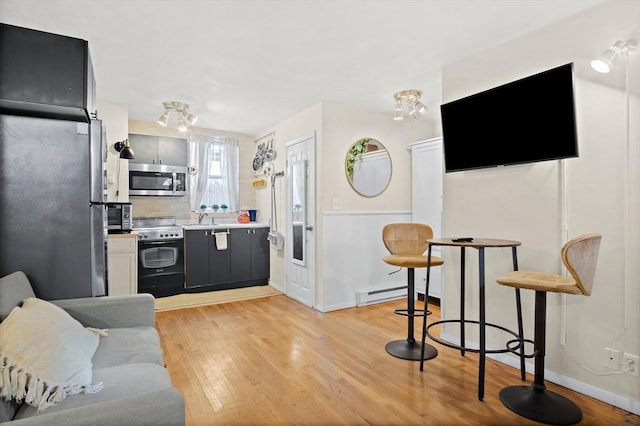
155,295 -> 639,426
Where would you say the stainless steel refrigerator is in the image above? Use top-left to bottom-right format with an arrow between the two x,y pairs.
0,114 -> 107,299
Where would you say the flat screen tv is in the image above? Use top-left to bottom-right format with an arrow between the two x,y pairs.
440,63 -> 578,173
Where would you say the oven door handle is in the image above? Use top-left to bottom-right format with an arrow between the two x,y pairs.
139,240 -> 181,246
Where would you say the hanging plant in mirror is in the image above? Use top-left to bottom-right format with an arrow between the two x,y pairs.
346,138 -> 370,178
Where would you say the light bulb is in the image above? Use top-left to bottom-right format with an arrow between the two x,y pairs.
393,101 -> 403,120
157,110 -> 170,126
407,102 -> 417,117
177,116 -> 188,132
414,101 -> 427,115
183,112 -> 198,126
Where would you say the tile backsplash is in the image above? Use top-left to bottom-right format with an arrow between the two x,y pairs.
130,196 -> 192,220
130,196 -> 250,224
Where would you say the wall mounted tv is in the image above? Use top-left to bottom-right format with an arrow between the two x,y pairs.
440,63 -> 579,173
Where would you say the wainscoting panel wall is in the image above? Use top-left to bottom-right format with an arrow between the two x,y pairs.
320,210 -> 412,312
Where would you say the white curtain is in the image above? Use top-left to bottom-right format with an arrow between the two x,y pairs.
189,134 -> 239,211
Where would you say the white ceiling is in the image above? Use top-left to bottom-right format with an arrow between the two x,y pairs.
0,0 -> 606,136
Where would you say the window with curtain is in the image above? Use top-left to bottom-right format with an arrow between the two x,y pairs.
189,135 -> 239,211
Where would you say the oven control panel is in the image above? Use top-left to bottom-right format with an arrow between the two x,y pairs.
137,227 -> 184,241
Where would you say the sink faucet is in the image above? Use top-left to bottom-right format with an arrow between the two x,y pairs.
198,212 -> 208,225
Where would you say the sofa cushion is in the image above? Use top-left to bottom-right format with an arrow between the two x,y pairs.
91,326 -> 164,369
13,363 -> 176,421
0,298 -> 103,411
0,271 -> 35,321
0,271 -> 36,422
0,397 -> 20,423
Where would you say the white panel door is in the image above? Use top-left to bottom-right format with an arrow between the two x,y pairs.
285,133 -> 316,308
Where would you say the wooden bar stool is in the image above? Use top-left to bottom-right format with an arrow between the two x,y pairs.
496,233 -> 601,425
382,223 -> 443,361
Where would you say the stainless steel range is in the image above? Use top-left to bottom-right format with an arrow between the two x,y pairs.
133,217 -> 184,298
134,216 -> 184,242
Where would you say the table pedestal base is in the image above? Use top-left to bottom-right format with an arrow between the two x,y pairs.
385,339 -> 437,361
499,386 -> 582,425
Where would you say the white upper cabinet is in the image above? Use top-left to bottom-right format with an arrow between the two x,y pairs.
410,137 -> 444,299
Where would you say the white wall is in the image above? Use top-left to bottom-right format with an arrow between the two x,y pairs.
322,210 -> 412,311
96,100 -> 129,202
321,102 -> 434,212
318,103 -> 435,311
257,101 -> 437,310
440,1 -> 639,413
255,103 -> 323,294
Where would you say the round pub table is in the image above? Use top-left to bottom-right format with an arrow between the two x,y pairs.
419,237 -> 526,401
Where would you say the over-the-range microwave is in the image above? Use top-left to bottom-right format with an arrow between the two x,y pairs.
129,163 -> 187,196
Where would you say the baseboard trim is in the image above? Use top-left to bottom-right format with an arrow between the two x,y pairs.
440,332 -> 640,415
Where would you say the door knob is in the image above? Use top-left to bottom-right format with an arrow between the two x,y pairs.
305,225 -> 313,231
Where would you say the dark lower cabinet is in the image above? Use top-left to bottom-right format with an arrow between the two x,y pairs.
184,230 -> 210,288
207,230 -> 231,286
185,226 -> 269,292
230,228 -> 251,283
230,227 -> 270,283
250,227 -> 270,281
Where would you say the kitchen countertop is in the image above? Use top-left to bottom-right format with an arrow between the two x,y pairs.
179,222 -> 269,230
107,231 -> 139,238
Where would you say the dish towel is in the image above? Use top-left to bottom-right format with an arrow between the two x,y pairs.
215,232 -> 228,250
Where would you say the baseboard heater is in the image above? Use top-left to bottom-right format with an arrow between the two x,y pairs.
356,285 -> 407,307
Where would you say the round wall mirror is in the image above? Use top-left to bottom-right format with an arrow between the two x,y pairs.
345,138 -> 392,197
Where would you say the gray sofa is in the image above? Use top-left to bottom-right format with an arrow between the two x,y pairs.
0,271 -> 185,425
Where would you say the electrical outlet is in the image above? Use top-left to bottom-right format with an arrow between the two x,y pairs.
604,347 -> 621,370
623,353 -> 639,376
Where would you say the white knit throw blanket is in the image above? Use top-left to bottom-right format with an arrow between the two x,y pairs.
0,298 -> 107,411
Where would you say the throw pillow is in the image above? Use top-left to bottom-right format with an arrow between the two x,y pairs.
0,297 -> 105,411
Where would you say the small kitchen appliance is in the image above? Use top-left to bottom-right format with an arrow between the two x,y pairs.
106,202 -> 133,233
129,163 -> 187,196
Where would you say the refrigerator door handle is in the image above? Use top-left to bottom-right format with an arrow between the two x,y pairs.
89,119 -> 106,203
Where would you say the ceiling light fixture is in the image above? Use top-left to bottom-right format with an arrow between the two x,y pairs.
157,101 -> 198,131
591,39 -> 637,73
392,90 -> 427,120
